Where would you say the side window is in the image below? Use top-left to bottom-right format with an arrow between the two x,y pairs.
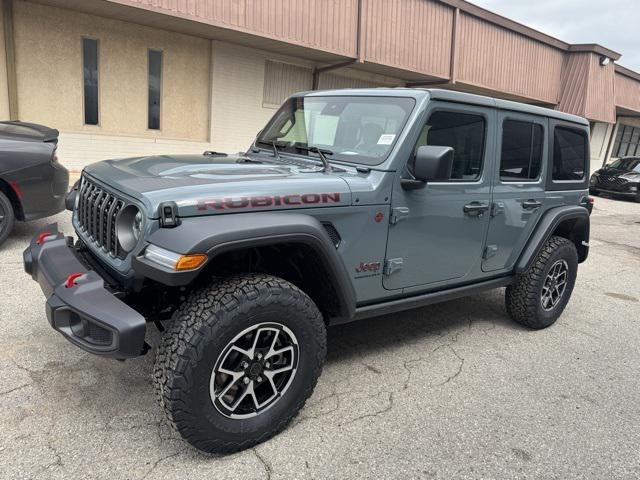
500,120 -> 543,181
148,49 -> 163,130
414,111 -> 486,181
82,38 -> 99,126
553,127 -> 587,181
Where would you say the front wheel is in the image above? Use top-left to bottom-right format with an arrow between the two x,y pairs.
153,274 -> 326,453
506,236 -> 578,329
0,190 -> 15,247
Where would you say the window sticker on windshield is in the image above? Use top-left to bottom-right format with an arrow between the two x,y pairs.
377,134 -> 396,145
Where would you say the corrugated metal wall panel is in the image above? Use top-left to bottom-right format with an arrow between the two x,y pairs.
615,72 -> 640,113
557,52 -> 589,117
584,54 -> 615,123
262,60 -> 312,106
121,0 -> 359,57
456,13 -> 564,104
318,72 -> 385,90
362,0 -> 452,78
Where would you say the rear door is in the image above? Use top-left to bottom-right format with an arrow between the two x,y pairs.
482,111 -> 548,272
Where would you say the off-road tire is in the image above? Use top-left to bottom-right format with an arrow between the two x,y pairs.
0,190 -> 15,247
153,273 -> 326,454
506,236 -> 578,329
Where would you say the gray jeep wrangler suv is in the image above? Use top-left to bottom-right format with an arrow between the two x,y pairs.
24,88 -> 591,453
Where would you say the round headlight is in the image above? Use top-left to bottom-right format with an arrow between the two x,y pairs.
116,205 -> 143,252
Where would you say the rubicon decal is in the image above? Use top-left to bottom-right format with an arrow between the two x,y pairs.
197,193 -> 341,211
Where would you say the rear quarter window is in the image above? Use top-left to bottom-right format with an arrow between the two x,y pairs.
552,127 -> 587,181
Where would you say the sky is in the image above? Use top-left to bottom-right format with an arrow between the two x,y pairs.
469,0 -> 640,71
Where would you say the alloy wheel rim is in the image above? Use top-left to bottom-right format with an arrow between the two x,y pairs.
210,322 -> 299,419
541,259 -> 568,311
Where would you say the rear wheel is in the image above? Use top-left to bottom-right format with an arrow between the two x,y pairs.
153,273 -> 326,453
506,236 -> 578,329
0,190 -> 15,247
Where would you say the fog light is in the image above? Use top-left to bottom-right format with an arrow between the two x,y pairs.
144,245 -> 207,271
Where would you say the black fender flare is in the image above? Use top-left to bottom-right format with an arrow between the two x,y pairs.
132,212 -> 357,318
515,205 -> 590,275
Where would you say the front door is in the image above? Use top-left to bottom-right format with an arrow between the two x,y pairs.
384,102 -> 496,291
482,112 -> 548,272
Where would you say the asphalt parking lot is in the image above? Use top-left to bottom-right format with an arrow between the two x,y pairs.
1,196 -> 639,479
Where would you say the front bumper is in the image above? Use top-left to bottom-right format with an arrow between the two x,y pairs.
590,186 -> 639,197
23,224 -> 146,359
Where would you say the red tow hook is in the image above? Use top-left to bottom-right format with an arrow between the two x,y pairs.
36,231 -> 53,245
65,272 -> 84,289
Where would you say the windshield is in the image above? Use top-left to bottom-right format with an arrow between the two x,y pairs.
608,158 -> 640,172
256,96 -> 416,166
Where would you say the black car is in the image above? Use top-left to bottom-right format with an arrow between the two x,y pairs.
590,157 -> 640,202
0,121 -> 69,245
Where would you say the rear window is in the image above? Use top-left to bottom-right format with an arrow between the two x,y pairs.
552,127 -> 587,181
500,120 -> 543,181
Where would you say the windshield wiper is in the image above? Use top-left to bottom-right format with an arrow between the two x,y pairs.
255,139 -> 289,162
294,145 -> 333,173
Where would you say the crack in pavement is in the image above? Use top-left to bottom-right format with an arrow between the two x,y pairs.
341,391 -> 394,426
293,387 -> 341,428
253,447 -> 273,480
402,343 -> 465,390
558,322 -> 600,340
0,383 -> 32,396
138,448 -> 188,480
590,236 -> 640,256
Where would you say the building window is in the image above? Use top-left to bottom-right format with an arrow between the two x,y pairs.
499,120 -> 543,181
613,124 -> 640,157
263,60 -> 312,107
552,127 -> 587,181
82,38 -> 99,125
415,111 -> 486,181
148,49 -> 162,130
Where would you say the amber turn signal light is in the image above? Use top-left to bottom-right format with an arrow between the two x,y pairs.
175,254 -> 208,271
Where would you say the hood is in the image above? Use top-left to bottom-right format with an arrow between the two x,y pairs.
84,153 -> 354,217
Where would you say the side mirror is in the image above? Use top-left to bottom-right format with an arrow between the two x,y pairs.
402,146 -> 454,190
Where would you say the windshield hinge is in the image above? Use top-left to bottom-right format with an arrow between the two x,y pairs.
158,201 -> 180,228
390,207 -> 410,225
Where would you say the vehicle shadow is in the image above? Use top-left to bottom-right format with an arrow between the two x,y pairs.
324,290 -> 517,366
593,192 -> 640,204
3,212 -> 71,250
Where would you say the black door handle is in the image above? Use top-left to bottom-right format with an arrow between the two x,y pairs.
463,202 -> 489,216
522,199 -> 542,210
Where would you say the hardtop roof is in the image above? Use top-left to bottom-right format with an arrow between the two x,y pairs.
298,87 -> 589,126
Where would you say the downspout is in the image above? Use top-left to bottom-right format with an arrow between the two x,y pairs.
2,0 -> 18,120
312,0 -> 363,89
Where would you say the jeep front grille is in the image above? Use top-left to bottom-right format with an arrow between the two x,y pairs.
76,176 -> 124,258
